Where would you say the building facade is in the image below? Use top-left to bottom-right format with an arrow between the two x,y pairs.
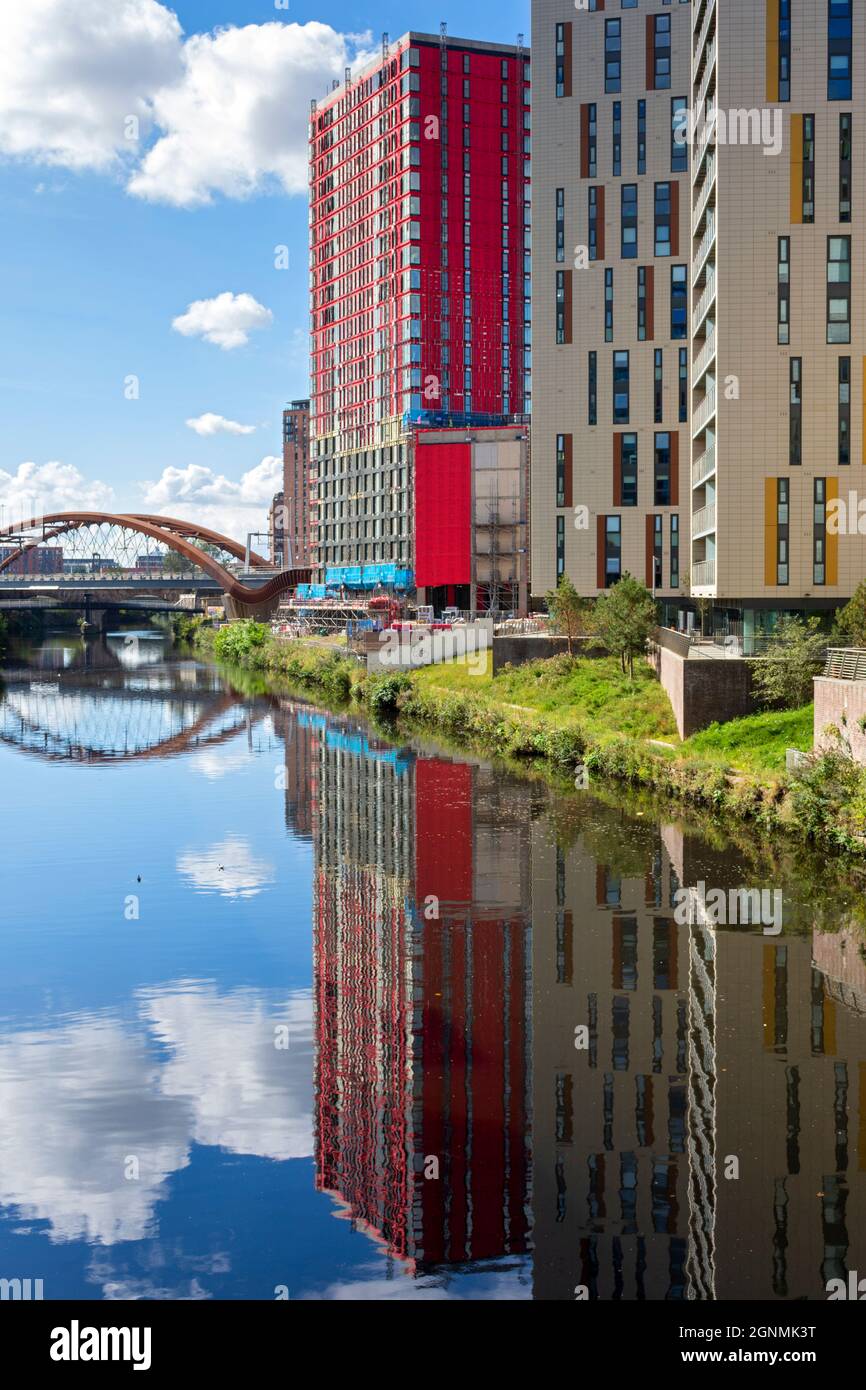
282,399 -> 311,569
308,31 -> 531,600
531,0 -> 692,615
533,0 -> 863,639
690,0 -> 865,644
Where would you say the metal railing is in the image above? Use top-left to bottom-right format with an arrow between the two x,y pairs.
823,648 -> 866,680
692,386 -> 717,437
692,559 -> 716,587
692,502 -> 716,537
692,444 -> 716,488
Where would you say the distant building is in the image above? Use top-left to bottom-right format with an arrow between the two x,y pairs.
282,400 -> 311,568
0,545 -> 64,576
268,491 -> 286,568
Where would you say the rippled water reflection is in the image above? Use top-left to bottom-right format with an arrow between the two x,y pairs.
1,633 -> 865,1301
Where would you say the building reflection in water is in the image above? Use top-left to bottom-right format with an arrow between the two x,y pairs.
274,701 -> 866,1300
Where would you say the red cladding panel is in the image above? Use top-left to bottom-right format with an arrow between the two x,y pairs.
414,441 -> 472,587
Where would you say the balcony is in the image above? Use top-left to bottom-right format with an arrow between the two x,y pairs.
693,213 -> 715,280
692,330 -> 716,385
695,40 -> 716,117
692,444 -> 716,488
692,386 -> 716,437
692,502 -> 716,538
692,559 -> 716,587
692,156 -> 716,236
692,270 -> 716,335
693,0 -> 716,72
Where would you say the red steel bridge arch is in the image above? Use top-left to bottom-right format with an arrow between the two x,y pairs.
0,512 -> 310,615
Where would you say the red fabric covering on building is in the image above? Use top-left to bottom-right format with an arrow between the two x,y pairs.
414,440 -> 471,587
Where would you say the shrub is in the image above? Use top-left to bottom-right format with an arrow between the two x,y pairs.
366,671 -> 413,718
212,620 -> 269,665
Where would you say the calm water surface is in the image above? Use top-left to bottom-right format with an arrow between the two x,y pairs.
1,630 -> 865,1301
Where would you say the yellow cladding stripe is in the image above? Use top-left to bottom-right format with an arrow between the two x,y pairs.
790,114 -> 803,224
765,477 -> 778,587
826,477 -> 839,586
766,0 -> 780,102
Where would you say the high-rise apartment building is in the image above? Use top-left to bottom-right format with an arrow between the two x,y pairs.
532,0 -> 692,616
309,31 -> 531,602
690,0 -> 863,642
533,0 -> 863,641
282,399 -> 311,568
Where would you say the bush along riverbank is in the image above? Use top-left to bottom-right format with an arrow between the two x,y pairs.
196,622 -> 866,861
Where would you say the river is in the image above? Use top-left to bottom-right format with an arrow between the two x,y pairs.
1,628 -> 864,1301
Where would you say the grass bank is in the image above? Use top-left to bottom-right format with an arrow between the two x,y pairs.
194,623 -> 866,860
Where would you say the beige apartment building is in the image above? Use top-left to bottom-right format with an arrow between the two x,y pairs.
533,0 -> 864,644
532,0 -> 693,619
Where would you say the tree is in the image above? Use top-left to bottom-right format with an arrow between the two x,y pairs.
750,614 -> 826,710
836,581 -> 866,647
546,573 -> 589,655
590,573 -> 658,678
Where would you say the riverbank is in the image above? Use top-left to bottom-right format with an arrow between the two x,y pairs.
194,622 -> 866,861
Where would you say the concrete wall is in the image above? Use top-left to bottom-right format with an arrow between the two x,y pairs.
650,646 -> 756,739
813,677 -> 866,761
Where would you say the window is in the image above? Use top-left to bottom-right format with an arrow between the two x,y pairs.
802,115 -> 815,222
604,516 -> 621,587
654,433 -> 671,506
828,0 -> 853,101
638,266 -> 650,340
670,514 -> 679,589
678,348 -> 688,422
653,15 -> 671,90
652,515 -> 663,590
654,349 -> 664,423
556,434 -> 571,508
670,266 -> 687,340
637,101 -> 646,175
612,101 -> 622,177
589,186 -> 602,261
814,478 -> 826,585
613,351 -> 630,424
654,182 -> 672,256
827,236 -> 851,343
605,20 -> 621,94
839,113 -> 852,221
777,479 -> 790,584
605,268 -> 614,342
838,356 -> 850,464
671,98 -> 687,172
555,187 -> 565,262
789,359 -> 802,466
779,0 -> 791,101
621,184 -> 638,258
556,270 -> 569,343
588,351 -> 597,426
556,514 -> 565,578
777,236 -> 790,345
587,103 -> 597,177
621,433 -> 638,507
555,23 -> 568,98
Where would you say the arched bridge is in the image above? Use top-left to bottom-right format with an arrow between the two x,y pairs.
0,512 -> 310,616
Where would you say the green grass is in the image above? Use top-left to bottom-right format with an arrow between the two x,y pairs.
683,705 -> 814,775
411,651 -> 679,741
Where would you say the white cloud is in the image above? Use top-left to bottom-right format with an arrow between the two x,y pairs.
185,413 -> 256,437
130,21 -> 374,208
0,3 -> 374,207
172,292 -> 273,350
0,460 -> 114,527
0,984 -> 314,1245
176,834 -> 275,899
140,455 -> 282,541
0,0 -> 183,172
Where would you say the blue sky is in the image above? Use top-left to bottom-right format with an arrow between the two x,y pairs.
0,0 -> 527,544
